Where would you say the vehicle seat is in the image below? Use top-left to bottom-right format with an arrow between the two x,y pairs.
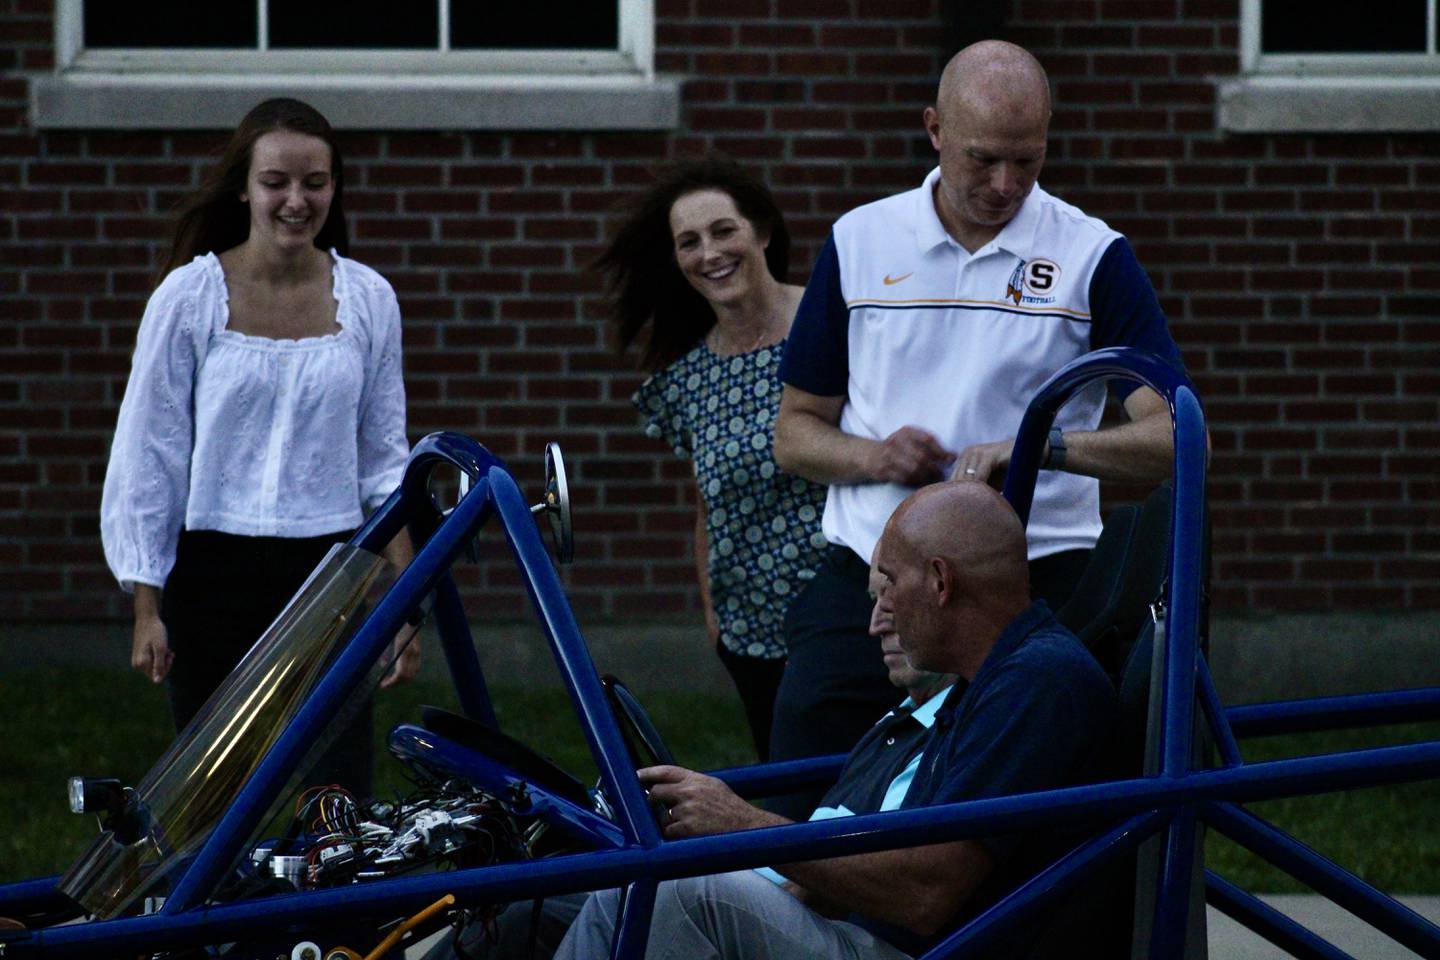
1055,483 -> 1174,682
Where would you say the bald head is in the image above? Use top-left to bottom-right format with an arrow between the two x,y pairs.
923,41 -> 1051,251
886,480 -> 1029,600
875,480 -> 1031,676
936,40 -> 1051,124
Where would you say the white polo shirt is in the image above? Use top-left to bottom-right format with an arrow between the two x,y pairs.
780,167 -> 1182,564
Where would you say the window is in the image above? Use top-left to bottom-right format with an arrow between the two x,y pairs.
1220,0 -> 1440,132
32,0 -> 677,131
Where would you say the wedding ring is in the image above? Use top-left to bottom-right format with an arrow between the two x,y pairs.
963,468 -> 977,476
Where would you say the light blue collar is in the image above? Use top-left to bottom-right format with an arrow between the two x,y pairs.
896,684 -> 954,730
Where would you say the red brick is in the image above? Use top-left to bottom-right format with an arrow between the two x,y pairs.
521,219 -> 598,242
1294,242 -> 1369,264
490,192 -> 564,215
733,25 -> 811,49
819,24 -> 900,46
1250,269 -> 1325,291
439,219 -> 517,242
403,191 -> 481,214
774,52 -> 850,74
1284,400 -> 1362,422
354,217 -> 433,241
1379,190 -> 1440,212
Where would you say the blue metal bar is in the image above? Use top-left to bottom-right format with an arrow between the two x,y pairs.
163,468 -> 497,913
1148,804 -> 1198,960
1000,347 -> 1210,959
352,485 -> 408,556
1206,870 -> 1355,960
1002,346 -> 1195,528
1204,801 -> 1440,956
998,349 -> 1208,777
30,740 -> 1440,957
924,810 -> 1166,959
1228,687 -> 1440,739
610,879 -> 659,960
432,570 -> 497,727
1160,385 -> 1206,782
0,876 -> 66,914
1197,654 -> 1243,767
707,753 -> 848,799
486,464 -> 662,850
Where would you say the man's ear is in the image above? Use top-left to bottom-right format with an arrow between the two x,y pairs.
922,105 -> 942,151
929,556 -> 957,606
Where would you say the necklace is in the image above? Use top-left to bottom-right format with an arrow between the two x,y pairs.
710,316 -> 775,356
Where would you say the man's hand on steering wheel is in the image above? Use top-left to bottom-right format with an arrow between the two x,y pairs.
638,766 -> 789,839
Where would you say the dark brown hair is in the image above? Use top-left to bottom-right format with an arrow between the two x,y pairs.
595,154 -> 790,374
158,97 -> 348,282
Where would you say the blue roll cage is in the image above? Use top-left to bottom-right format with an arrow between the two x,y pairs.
4,346 -> 1440,960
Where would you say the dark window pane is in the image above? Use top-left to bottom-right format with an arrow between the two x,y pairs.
1262,1 -> 1426,53
86,0 -> 255,48
452,1 -> 618,49
270,0 -> 438,49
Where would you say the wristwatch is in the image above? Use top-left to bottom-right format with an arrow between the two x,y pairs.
1044,426 -> 1067,470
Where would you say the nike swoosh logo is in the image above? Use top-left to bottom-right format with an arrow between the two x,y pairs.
883,272 -> 914,285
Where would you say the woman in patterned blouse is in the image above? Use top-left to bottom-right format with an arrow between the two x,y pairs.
596,156 -> 829,760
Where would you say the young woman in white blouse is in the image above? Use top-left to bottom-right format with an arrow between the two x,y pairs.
100,98 -> 416,790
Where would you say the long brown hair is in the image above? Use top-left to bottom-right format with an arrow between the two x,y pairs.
158,97 -> 349,283
595,155 -> 790,374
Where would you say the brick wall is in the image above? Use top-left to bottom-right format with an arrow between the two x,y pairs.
1,0 -> 1435,623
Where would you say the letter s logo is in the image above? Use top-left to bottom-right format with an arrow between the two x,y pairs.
1024,259 -> 1059,294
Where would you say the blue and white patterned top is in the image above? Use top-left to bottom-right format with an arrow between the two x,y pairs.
634,339 -> 829,660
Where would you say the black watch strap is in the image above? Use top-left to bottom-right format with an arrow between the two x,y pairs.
1044,426 -> 1067,470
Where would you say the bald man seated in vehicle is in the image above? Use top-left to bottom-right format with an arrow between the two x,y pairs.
423,562 -> 955,960
553,480 -> 1119,960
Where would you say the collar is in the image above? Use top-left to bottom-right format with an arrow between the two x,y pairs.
892,682 -> 950,728
971,599 -> 1056,689
934,600 -> 1057,724
911,166 -> 1047,261
908,684 -> 954,728
913,167 -> 953,255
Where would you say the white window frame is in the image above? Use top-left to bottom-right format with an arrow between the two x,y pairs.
1220,0 -> 1440,132
31,0 -> 678,131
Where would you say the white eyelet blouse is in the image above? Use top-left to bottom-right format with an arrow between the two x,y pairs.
100,251 -> 409,592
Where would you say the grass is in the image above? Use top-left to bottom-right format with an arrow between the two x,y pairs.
3,667 -> 1439,896
0,666 -> 755,883
1202,721 -> 1440,894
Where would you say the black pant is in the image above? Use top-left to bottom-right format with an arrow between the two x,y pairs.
161,528 -> 374,794
766,544 -> 1092,821
714,643 -> 787,762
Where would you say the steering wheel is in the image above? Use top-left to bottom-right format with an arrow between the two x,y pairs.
601,674 -> 676,768
600,675 -> 679,835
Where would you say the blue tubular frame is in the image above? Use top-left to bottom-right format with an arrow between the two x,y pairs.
1205,872 -> 1356,960
5,346 -> 1440,959
1204,802 -> 1440,955
1228,687 -> 1440,738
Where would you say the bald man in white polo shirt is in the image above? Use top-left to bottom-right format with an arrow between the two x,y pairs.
766,39 -> 1186,817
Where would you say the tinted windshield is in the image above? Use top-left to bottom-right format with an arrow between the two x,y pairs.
60,544 -> 390,919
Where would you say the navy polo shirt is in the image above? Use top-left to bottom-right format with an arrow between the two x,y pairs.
858,602 -> 1118,956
